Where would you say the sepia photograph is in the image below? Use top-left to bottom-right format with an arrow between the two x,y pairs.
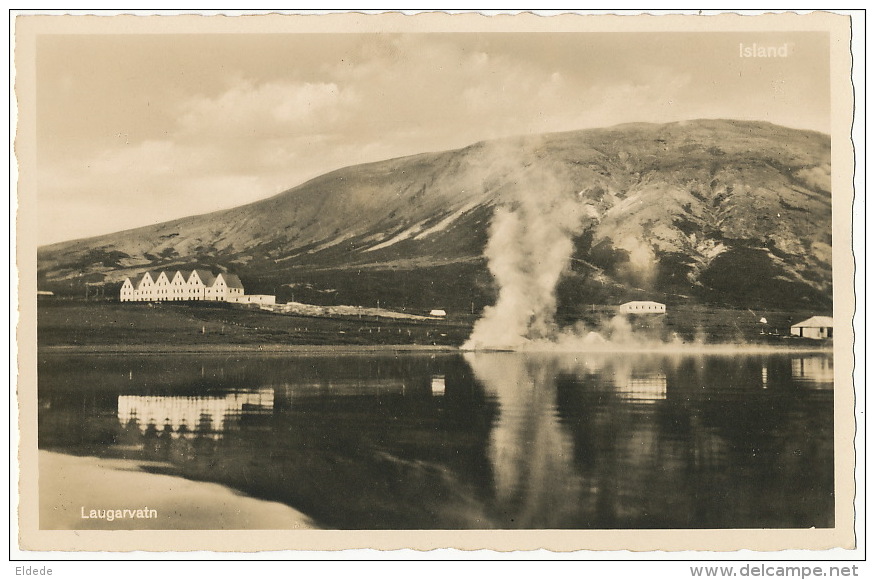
12,10 -> 860,558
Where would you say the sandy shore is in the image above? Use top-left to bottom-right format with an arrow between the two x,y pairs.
39,451 -> 316,530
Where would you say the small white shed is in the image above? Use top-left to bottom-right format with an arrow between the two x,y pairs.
790,316 -> 833,339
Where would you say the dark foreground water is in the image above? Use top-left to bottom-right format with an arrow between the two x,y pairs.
38,350 -> 834,529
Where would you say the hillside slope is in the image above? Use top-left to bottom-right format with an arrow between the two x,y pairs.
38,119 -> 832,311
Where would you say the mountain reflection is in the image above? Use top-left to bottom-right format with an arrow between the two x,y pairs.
38,351 -> 834,530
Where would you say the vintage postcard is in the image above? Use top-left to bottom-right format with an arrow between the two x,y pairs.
13,10 -> 859,555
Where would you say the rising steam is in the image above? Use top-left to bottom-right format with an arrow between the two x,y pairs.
461,140 -> 807,353
463,174 -> 598,350
461,141 -> 676,352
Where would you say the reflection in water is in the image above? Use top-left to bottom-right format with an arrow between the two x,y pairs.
38,351 -> 834,530
617,372 -> 667,401
117,389 -> 274,439
465,354 -> 580,527
791,356 -> 834,386
430,375 -> 446,396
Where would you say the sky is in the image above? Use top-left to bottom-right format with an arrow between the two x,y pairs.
33,30 -> 831,245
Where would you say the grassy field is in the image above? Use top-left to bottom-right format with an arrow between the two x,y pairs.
37,299 -> 828,350
37,301 -> 470,348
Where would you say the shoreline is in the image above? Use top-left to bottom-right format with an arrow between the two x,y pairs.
38,450 -> 316,530
37,342 -> 833,355
37,343 -> 458,354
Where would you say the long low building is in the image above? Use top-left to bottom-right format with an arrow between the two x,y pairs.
619,301 -> 666,315
229,294 -> 276,306
120,269 -> 244,302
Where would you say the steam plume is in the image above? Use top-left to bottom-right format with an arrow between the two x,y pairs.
463,173 -> 598,350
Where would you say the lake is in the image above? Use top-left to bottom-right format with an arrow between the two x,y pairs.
38,350 -> 834,530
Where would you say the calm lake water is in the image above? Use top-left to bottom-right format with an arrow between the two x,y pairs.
38,350 -> 834,529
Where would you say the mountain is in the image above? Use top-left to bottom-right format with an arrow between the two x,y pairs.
37,119 -> 832,311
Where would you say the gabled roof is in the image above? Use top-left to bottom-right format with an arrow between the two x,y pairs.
150,270 -> 169,283
221,273 -> 245,289
189,269 -> 216,286
131,273 -> 149,288
791,316 -> 834,328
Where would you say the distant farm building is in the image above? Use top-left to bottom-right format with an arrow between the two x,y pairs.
429,309 -> 447,318
120,269 -> 245,303
790,316 -> 833,339
619,301 -> 666,315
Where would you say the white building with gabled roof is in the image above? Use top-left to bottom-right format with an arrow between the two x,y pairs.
169,270 -> 188,301
187,269 -> 215,301
120,277 -> 135,302
152,271 -> 170,302
208,272 -> 244,302
119,269 -> 247,303
790,316 -> 833,339
131,272 -> 155,302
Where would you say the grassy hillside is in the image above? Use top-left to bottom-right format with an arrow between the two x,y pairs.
38,119 -> 832,312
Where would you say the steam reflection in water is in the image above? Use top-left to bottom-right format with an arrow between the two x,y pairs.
464,353 -> 581,528
38,351 -> 834,530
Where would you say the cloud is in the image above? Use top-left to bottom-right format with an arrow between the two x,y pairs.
89,140 -> 186,176
36,33 -> 829,244
177,78 -> 355,139
36,42 -> 696,244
